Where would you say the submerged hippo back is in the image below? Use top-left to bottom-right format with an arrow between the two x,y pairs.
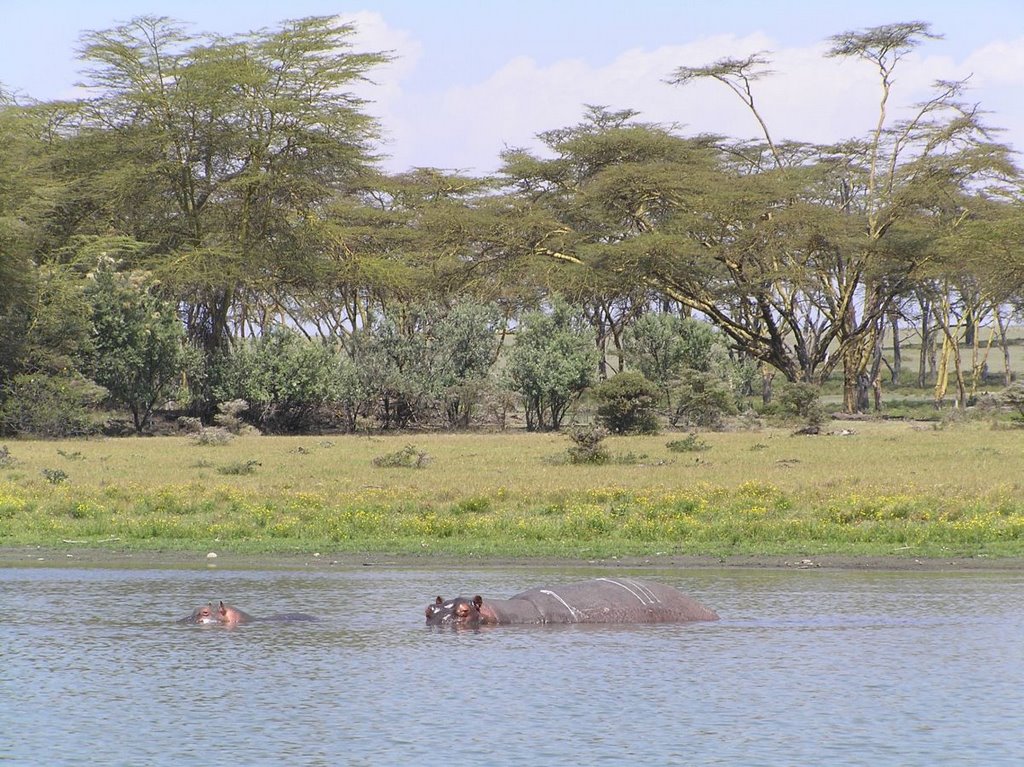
260,613 -> 318,622
510,577 -> 719,624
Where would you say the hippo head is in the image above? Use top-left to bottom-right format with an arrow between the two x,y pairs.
425,595 -> 485,625
179,600 -> 252,626
214,601 -> 252,626
181,602 -> 220,625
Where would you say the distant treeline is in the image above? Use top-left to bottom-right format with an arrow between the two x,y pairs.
1,17 -> 1022,435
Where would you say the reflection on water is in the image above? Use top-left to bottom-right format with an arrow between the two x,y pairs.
2,564 -> 1022,766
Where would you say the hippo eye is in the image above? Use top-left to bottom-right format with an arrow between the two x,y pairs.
443,602 -> 454,609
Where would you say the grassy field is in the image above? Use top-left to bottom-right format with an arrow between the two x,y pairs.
2,418 -> 1024,562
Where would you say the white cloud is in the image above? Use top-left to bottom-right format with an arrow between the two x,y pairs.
963,38 -> 1024,86
361,21 -> 1024,175
336,11 -> 422,165
960,38 -> 1024,149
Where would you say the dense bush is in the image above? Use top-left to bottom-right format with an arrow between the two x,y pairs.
433,302 -> 501,428
349,301 -> 500,430
592,372 -> 660,434
351,317 -> 433,429
565,425 -> 610,464
0,373 -> 105,438
86,267 -> 186,432
505,300 -> 597,431
203,301 -> 502,435
332,354 -> 375,432
775,382 -> 826,426
624,314 -> 728,406
670,371 -> 738,429
217,329 -> 343,433
23,269 -> 95,378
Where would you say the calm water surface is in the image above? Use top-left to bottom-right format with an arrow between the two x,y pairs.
1,562 -> 1022,766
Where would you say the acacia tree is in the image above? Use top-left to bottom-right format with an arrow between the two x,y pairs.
0,93 -> 55,385
69,16 -> 390,359
667,22 -> 1016,411
929,195 -> 1024,402
497,105 -> 876,392
281,168 -> 500,345
497,106 -> 724,364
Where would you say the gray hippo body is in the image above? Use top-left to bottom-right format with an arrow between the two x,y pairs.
426,577 -> 719,625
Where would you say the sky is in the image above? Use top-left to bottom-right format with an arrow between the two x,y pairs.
2,0 -> 1023,175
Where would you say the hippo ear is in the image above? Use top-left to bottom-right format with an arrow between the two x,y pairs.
218,600 -> 227,616
472,595 -> 484,609
435,596 -> 444,605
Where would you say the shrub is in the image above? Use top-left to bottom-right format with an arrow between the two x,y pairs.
0,373 -> 105,438
212,399 -> 255,434
190,427 -> 235,446
12,267 -> 95,380
216,460 -> 261,475
432,301 -> 502,429
176,416 -> 203,433
42,468 -> 69,484
624,313 -> 732,407
346,301 -> 502,431
565,425 -> 610,464
350,318 -> 434,430
670,371 -> 738,430
504,300 -> 597,431
776,382 -> 826,426
592,372 -> 660,434
372,445 -> 432,469
666,433 -> 710,452
626,313 -> 724,376
86,266 -> 186,432
217,330 -> 342,434
997,382 -> 1024,419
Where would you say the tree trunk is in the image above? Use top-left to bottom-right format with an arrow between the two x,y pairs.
953,340 -> 967,409
964,309 -> 975,347
761,365 -> 775,407
916,297 -> 932,388
889,311 -> 901,386
997,309 -> 1012,387
842,352 -> 860,413
934,334 -> 951,408
841,329 -> 878,415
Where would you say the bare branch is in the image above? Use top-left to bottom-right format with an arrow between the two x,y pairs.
666,53 -> 782,169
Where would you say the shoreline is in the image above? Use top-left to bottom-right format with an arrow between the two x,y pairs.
3,545 -> 1023,572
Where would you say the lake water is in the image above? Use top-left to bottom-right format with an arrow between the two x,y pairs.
1,562 -> 1022,766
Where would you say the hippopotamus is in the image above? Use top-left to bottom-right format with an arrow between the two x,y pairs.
425,577 -> 719,626
179,601 -> 317,626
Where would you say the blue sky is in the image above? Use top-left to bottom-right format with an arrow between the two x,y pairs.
2,0 -> 1022,173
